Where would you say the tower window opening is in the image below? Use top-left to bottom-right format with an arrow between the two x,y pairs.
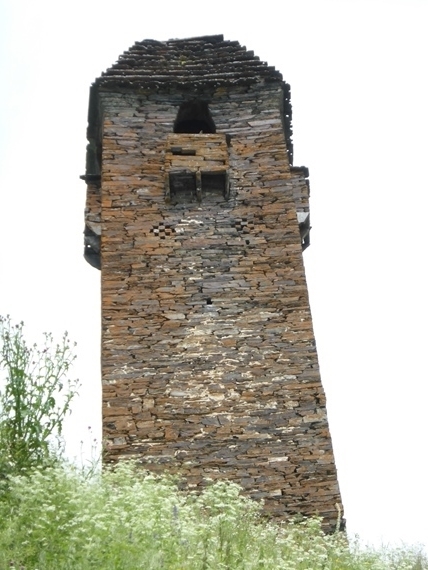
166,171 -> 229,204
174,101 -> 216,134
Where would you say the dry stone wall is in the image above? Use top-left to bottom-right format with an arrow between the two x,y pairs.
86,81 -> 342,530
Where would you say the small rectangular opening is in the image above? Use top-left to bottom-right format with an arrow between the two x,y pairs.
201,172 -> 228,197
167,172 -> 197,203
165,170 -> 229,204
171,147 -> 197,156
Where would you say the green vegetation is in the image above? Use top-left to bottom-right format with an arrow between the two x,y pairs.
0,317 -> 426,569
0,315 -> 79,473
0,461 -> 425,570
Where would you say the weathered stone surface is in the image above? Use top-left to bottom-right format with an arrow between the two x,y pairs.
82,35 -> 343,532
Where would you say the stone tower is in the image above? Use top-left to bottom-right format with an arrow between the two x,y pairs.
82,35 -> 343,529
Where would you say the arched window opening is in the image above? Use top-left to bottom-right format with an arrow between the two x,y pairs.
174,101 -> 216,134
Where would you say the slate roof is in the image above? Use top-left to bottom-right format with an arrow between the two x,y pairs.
95,35 -> 284,89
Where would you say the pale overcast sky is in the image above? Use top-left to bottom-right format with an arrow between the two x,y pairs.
1,0 -> 427,550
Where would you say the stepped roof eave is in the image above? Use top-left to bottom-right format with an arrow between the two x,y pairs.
92,35 -> 285,90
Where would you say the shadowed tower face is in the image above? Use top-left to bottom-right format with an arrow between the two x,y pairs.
82,35 -> 343,530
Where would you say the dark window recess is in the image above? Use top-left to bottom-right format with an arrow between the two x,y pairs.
84,225 -> 101,270
201,172 -> 228,195
297,212 -> 311,251
174,101 -> 216,134
166,172 -> 197,203
165,171 -> 229,204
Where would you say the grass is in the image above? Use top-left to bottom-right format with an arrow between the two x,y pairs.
0,460 -> 425,570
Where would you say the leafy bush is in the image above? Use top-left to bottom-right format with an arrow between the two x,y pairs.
0,315 -> 79,472
0,461 -> 426,570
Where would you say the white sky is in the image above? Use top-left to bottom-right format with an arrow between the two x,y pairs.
1,0 -> 427,551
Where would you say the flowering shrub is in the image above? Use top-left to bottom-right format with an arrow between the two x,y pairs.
0,461 -> 426,570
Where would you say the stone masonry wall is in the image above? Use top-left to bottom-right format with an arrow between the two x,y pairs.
89,82 -> 342,530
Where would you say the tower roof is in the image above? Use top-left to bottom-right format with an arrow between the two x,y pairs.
84,35 -> 294,179
95,35 -> 284,89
